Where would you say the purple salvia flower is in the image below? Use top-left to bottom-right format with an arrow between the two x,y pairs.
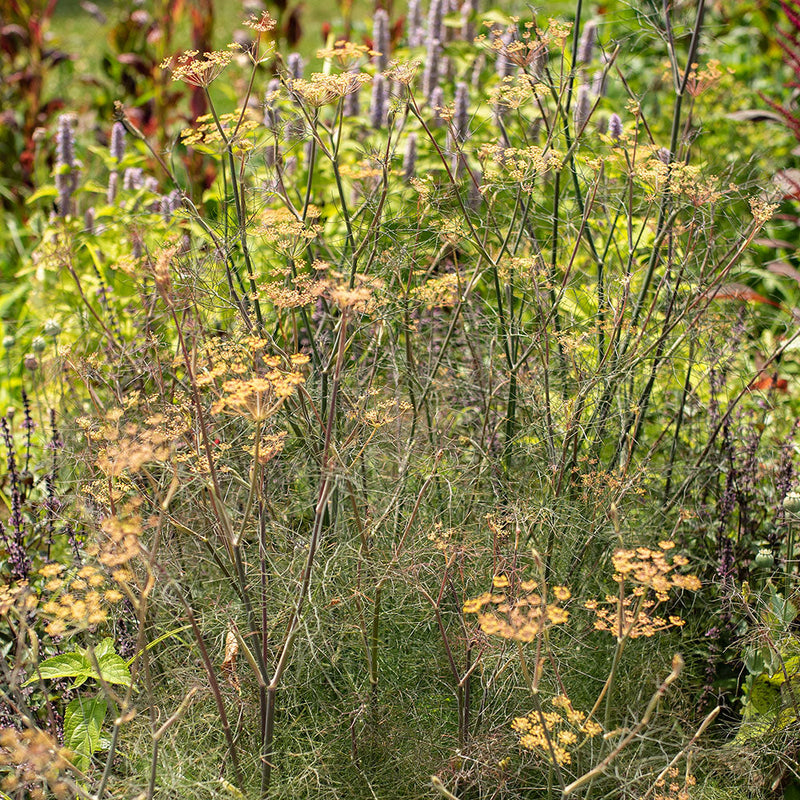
403,133 -> 417,180
468,168 -> 483,211
107,170 -> 119,204
287,52 -> 304,80
608,112 -> 622,141
460,1 -> 475,41
344,67 -> 361,116
427,0 -> 444,46
573,85 -> 591,131
56,114 -> 76,168
264,78 -> 282,129
656,146 -> 671,164
55,114 -> 78,217
470,53 -> 485,88
454,82 -> 469,141
430,86 -> 445,126
123,167 -> 143,191
577,19 -> 597,65
373,8 -> 390,72
370,74 -> 388,128
144,176 -> 159,193
84,206 -> 95,234
422,39 -> 442,100
110,121 -> 126,162
407,0 -> 424,46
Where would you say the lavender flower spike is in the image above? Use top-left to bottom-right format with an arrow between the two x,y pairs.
422,39 -> 441,101
577,19 -> 597,65
407,0 -> 424,46
454,82 -> 470,142
55,114 -> 78,217
573,85 -> 592,132
608,112 -> 623,141
287,53 -> 304,80
427,0 -> 444,46
110,120 -> 126,162
373,8 -> 390,72
370,74 -> 388,128
403,133 -> 418,180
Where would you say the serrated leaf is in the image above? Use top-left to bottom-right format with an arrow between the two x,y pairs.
64,696 -> 106,771
96,652 -> 132,687
23,652 -> 91,686
93,638 -> 116,660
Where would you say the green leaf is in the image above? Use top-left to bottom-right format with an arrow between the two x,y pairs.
96,652 -> 132,687
23,652 -> 91,686
748,675 -> 781,713
64,696 -> 106,771
93,638 -> 116,660
25,186 -> 58,204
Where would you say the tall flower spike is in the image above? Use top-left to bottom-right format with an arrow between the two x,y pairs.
427,0 -> 444,46
422,39 -> 441,100
370,74 -> 388,128
407,0 -> 424,47
454,82 -> 470,142
430,86 -> 445,126
608,112 -> 623,141
577,19 -> 597,65
287,52 -> 305,79
344,68 -> 361,116
460,1 -> 475,41
573,85 -> 591,132
55,114 -> 78,217
373,8 -> 390,72
110,121 -> 126,163
107,170 -> 119,204
264,78 -> 282,129
403,132 -> 417,180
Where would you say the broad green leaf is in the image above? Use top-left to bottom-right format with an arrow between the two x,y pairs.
64,696 -> 106,771
748,675 -> 781,713
93,638 -> 116,660
23,652 -> 91,686
96,652 -> 132,687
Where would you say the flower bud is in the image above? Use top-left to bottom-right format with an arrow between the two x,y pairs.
2,335 -> 14,350
43,319 -> 61,338
754,549 -> 775,569
32,336 -> 47,353
784,490 -> 800,514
